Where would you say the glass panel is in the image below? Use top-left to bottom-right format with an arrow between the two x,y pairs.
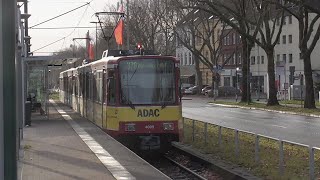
119,59 -> 176,105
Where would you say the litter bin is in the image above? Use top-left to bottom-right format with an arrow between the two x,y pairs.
25,101 -> 31,126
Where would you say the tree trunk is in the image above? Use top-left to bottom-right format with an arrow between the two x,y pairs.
195,56 -> 203,95
240,40 -> 251,103
303,53 -> 316,108
265,49 -> 279,106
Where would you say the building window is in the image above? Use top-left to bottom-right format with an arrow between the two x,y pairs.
289,35 -> 292,44
224,77 -> 231,87
233,54 -> 236,65
277,54 -> 280,62
257,56 -> 260,64
192,54 -> 195,64
226,35 -> 230,45
289,15 -> 292,24
261,56 -> 264,64
251,56 -> 255,65
238,53 -> 242,64
283,54 -> 287,62
196,32 -> 201,45
289,54 -> 293,63
205,51 -> 209,61
185,53 -> 188,65
282,35 -> 286,44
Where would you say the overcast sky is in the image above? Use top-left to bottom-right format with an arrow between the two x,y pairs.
27,0 -> 116,56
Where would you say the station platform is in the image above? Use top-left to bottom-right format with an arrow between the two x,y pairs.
19,101 -> 170,180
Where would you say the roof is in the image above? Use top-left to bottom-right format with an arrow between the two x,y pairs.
24,56 -> 80,67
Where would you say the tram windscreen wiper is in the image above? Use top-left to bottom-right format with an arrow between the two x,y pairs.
161,102 -> 167,110
121,93 -> 135,110
127,100 -> 135,110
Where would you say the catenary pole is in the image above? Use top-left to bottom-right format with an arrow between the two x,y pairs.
1,0 -> 17,179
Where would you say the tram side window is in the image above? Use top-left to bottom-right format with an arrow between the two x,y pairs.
85,73 -> 90,99
75,76 -> 78,96
96,72 -> 103,103
79,73 -> 83,97
107,71 -> 116,105
93,73 -> 97,101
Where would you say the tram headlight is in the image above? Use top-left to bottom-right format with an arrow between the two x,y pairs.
163,123 -> 174,131
125,123 -> 136,132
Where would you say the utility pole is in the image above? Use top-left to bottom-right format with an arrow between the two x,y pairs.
1,0 -> 17,180
72,37 -> 90,64
257,43 -> 260,101
90,22 -> 99,60
126,0 -> 130,50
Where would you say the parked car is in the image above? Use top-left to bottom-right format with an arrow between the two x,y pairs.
201,86 -> 212,95
181,84 -> 194,95
184,86 -> 198,95
206,86 -> 241,97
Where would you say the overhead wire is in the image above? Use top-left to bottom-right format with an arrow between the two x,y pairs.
32,4 -> 89,53
30,2 -> 90,28
29,26 -> 109,29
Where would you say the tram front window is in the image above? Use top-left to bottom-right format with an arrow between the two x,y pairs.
119,59 -> 176,105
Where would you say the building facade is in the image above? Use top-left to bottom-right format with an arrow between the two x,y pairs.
250,14 -> 320,95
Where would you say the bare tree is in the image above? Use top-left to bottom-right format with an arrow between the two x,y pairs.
275,0 -> 320,108
175,10 -> 235,96
188,0 -> 286,105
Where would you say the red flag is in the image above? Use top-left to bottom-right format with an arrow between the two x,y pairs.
89,43 -> 94,60
114,18 -> 124,45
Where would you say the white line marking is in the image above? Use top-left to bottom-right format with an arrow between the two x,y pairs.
271,124 -> 287,129
50,100 -> 136,180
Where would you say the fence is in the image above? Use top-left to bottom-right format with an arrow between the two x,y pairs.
182,117 -> 320,179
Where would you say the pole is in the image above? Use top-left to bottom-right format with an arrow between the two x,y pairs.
24,0 -> 29,56
1,0 -> 17,179
247,39 -> 250,105
257,44 -> 260,101
95,23 -> 97,60
126,0 -> 130,50
0,0 -> 4,178
284,59 -> 287,106
235,41 -> 238,102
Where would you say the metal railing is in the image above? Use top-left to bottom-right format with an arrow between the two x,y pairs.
183,117 -> 320,180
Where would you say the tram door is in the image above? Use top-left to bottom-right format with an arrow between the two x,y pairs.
85,72 -> 89,118
102,69 -> 107,128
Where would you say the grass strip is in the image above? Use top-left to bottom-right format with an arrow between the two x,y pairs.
182,118 -> 320,179
211,101 -> 320,116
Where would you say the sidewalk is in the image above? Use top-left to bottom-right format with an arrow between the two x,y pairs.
19,104 -> 115,180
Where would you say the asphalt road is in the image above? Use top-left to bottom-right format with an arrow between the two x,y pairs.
182,96 -> 320,147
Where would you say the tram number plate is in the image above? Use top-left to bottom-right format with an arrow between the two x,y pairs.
145,125 -> 155,129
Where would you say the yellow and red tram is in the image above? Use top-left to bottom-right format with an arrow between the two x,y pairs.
60,50 -> 182,150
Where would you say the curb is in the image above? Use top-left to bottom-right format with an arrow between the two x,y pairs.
171,142 -> 262,180
209,103 -> 320,118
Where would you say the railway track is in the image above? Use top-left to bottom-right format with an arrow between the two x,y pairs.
163,155 -> 208,180
141,147 -> 223,180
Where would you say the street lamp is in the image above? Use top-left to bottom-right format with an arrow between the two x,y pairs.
236,67 -> 240,102
90,21 -> 99,61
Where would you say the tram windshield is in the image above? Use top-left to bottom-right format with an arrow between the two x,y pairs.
119,58 -> 176,105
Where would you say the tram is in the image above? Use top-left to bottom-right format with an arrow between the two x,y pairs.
60,50 -> 182,150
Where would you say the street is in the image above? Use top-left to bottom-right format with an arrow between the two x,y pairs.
182,96 -> 320,147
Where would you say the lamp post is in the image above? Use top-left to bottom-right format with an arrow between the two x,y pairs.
90,22 -> 99,61
236,67 -> 240,102
257,43 -> 260,101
